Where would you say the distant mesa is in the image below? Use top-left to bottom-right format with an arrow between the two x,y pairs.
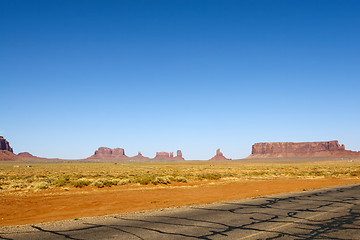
154,152 -> 170,160
89,147 -> 128,160
89,147 -> 185,161
209,148 -> 231,161
154,150 -> 185,161
3,135 -> 360,162
249,140 -> 360,158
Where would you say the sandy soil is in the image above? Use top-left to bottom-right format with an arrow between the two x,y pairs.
1,178 -> 359,227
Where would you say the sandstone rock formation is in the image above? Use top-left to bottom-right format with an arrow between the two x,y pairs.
0,150 -> 17,161
209,148 -> 231,161
89,147 -> 128,160
88,147 -> 185,161
130,152 -> 150,161
173,150 -> 185,161
249,141 -> 360,158
154,150 -> 185,161
154,152 -> 171,160
0,136 -> 18,161
0,136 -> 13,153
17,152 -> 40,159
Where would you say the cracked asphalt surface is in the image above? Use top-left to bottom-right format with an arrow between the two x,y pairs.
1,183 -> 360,239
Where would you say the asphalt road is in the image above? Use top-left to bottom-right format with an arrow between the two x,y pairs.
2,183 -> 360,240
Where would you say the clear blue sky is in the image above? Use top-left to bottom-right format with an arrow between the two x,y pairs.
1,0 -> 359,160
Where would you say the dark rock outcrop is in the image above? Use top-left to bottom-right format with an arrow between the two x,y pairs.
209,148 -> 231,161
0,136 -> 18,161
0,136 -> 13,153
249,141 -> 360,158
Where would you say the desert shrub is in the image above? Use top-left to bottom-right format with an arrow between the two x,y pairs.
9,175 -> 20,180
197,173 -> 221,180
53,177 -> 70,187
43,178 -> 53,184
33,182 -> 49,190
93,179 -> 105,188
74,174 -> 87,180
174,176 -> 188,183
135,175 -> 153,185
10,183 -> 28,189
71,178 -> 92,188
309,171 -> 324,177
103,179 -> 116,187
110,179 -> 120,185
350,171 -> 360,176
166,176 -> 175,181
152,176 -> 171,185
117,179 -> 131,185
92,178 -> 119,188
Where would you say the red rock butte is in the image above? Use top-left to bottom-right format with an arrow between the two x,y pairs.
0,136 -> 17,161
89,147 -> 185,161
89,147 -> 128,160
209,148 -> 231,161
0,136 -> 13,153
154,150 -> 185,161
249,141 -> 360,158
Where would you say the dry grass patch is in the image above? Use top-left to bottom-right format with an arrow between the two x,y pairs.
0,160 -> 360,192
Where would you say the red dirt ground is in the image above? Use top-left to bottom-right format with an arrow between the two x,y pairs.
1,178 -> 359,226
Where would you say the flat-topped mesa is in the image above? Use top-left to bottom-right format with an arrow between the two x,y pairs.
89,147 -> 128,159
0,136 -> 13,153
154,152 -> 170,160
89,147 -> 185,161
209,148 -> 231,161
250,141 -> 360,158
154,150 -> 185,161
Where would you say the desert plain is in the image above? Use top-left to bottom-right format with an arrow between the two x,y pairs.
1,159 -> 360,227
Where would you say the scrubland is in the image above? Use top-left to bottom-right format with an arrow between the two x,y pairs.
1,160 -> 360,192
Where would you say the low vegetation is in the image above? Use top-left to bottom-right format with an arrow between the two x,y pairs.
0,161 -> 360,192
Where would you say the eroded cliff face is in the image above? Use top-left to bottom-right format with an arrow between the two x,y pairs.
89,148 -> 185,161
154,150 -> 185,161
173,150 -> 185,161
154,152 -> 170,160
250,141 -> 360,158
0,136 -> 17,161
89,147 -> 128,159
0,136 -> 13,153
